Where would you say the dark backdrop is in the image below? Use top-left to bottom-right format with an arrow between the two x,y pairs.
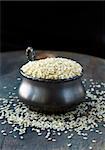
1,1 -> 105,58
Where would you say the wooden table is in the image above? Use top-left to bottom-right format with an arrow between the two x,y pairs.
0,50 -> 105,150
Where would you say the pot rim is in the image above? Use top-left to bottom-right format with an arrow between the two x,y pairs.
20,69 -> 83,83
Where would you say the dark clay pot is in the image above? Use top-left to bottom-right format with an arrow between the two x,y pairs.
18,47 -> 86,114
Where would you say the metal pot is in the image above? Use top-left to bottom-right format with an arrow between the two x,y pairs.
18,47 -> 85,114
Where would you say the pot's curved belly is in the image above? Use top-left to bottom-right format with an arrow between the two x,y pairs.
19,78 -> 86,113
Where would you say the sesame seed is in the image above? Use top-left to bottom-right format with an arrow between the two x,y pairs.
67,135 -> 72,139
3,86 -> 7,89
12,93 -> 16,95
17,78 -> 21,81
92,139 -> 96,143
89,146 -> 93,150
99,131 -> 102,134
20,136 -> 24,139
9,131 -> 13,134
52,138 -> 56,142
38,133 -> 42,136
14,135 -> 17,138
9,96 -> 13,98
64,130 -> 68,134
57,132 -> 61,136
83,137 -> 88,140
13,87 -> 17,90
1,130 -> 5,133
103,124 -> 105,127
95,130 -> 99,133
67,143 -> 72,147
1,121 -> 7,124
2,133 -> 7,136
90,129 -> 94,132
48,138 -> 52,141
8,92 -> 11,95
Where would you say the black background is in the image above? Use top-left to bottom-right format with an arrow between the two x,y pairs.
1,1 -> 105,58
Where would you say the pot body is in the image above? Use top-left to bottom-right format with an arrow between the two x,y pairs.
18,77 -> 85,113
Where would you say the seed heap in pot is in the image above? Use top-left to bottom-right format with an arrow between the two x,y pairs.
21,57 -> 82,79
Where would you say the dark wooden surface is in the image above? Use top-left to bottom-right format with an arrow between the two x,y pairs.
0,50 -> 105,150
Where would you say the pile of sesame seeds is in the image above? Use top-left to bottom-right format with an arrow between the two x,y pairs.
21,57 -> 82,80
0,78 -> 105,149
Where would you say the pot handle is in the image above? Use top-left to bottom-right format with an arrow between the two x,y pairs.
26,47 -> 36,61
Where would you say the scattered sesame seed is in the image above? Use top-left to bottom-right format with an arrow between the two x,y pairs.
98,131 -> 102,135
64,130 -> 68,134
3,86 -> 7,89
12,93 -> 16,95
103,124 -> 105,127
67,143 -> 72,147
8,92 -> 11,95
92,139 -> 96,143
2,133 -> 7,136
0,79 -> 105,146
9,96 -> 13,98
14,135 -> 17,138
48,137 -> 52,141
1,130 -> 5,133
38,133 -> 42,136
1,121 -> 7,124
52,138 -> 56,142
52,132 -> 56,135
90,129 -> 94,132
95,130 -> 99,133
83,137 -> 88,140
13,103 -> 17,107
17,78 -> 21,81
57,132 -> 61,136
13,87 -> 17,90
9,131 -> 13,134
20,136 -> 24,139
89,146 -> 93,150
67,135 -> 72,139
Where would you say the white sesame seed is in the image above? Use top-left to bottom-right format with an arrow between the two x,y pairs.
95,130 -> 99,133
2,133 -> 7,136
99,131 -> 102,134
67,143 -> 72,147
38,132 -> 42,136
14,135 -> 17,138
103,124 -> 105,127
1,121 -> 7,124
89,146 -> 93,150
64,130 -> 68,134
12,93 -> 16,95
17,78 -> 21,81
83,137 -> 88,140
90,129 -> 94,132
52,138 -> 56,142
57,132 -> 61,136
48,137 -> 52,141
1,130 -> 5,133
20,136 -> 24,139
67,135 -> 72,139
13,87 -> 17,90
92,139 -> 96,143
9,96 -> 13,98
3,86 -> 7,89
9,131 -> 13,134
